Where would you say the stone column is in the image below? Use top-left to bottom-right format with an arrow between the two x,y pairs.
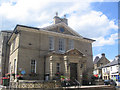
78,61 -> 83,84
64,56 -> 68,78
49,56 -> 53,80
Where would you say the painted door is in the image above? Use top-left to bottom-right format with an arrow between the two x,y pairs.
70,63 -> 77,80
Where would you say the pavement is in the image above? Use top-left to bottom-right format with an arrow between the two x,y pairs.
116,86 -> 120,90
64,85 -> 110,88
0,85 -> 118,90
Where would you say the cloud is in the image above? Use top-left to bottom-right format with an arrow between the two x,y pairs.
68,10 -> 117,47
69,10 -> 118,39
0,0 -> 118,47
0,0 -> 91,28
93,33 -> 118,47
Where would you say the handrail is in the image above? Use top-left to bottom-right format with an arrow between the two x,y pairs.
75,79 -> 81,87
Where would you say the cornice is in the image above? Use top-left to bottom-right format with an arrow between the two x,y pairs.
18,26 -> 94,43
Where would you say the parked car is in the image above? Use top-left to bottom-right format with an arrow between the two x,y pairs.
104,80 -> 110,85
104,79 -> 117,86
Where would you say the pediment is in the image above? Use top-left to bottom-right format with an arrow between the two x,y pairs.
65,49 -> 84,56
42,23 -> 82,37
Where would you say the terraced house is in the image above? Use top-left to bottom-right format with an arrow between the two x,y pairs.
8,14 -> 95,84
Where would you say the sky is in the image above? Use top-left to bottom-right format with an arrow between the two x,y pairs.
0,0 -> 119,61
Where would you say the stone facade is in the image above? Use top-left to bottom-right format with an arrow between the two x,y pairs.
8,15 -> 95,84
0,31 -> 12,78
93,53 -> 110,79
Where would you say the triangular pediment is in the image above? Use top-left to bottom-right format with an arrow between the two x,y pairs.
42,23 -> 82,37
65,49 -> 84,56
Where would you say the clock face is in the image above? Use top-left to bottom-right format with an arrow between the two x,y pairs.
60,27 -> 64,32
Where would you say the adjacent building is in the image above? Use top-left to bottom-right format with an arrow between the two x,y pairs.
102,55 -> 120,85
7,14 -> 95,84
93,53 -> 110,79
0,31 -> 12,78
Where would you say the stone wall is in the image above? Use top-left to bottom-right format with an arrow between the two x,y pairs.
10,80 -> 61,89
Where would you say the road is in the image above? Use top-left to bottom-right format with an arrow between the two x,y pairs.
116,86 -> 120,90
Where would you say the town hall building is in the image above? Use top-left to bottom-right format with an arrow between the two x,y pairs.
7,14 -> 95,84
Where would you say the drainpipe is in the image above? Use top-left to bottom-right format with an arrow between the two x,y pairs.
44,56 -> 46,80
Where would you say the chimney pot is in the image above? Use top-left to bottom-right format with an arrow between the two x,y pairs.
56,12 -> 58,16
101,53 -> 105,57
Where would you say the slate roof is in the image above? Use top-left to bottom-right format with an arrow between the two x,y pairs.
104,59 -> 118,67
93,56 -> 100,64
97,65 -> 104,69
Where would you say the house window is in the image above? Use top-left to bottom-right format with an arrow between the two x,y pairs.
68,40 -> 74,49
116,66 -> 118,70
14,59 -> 17,74
31,60 -> 36,73
111,67 -> 112,71
104,68 -> 105,72
80,64 -> 83,68
49,37 -> 54,50
59,38 -> 65,51
56,63 -> 60,72
9,62 -> 11,73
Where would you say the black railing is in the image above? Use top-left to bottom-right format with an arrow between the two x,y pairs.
61,79 -> 81,87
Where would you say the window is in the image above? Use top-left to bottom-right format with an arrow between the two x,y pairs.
12,38 -> 16,51
103,68 -> 105,72
60,27 -> 64,32
59,38 -> 65,51
104,76 -> 106,80
49,37 -> 54,50
9,62 -> 11,73
56,63 -> 60,72
68,40 -> 74,49
111,67 -> 112,71
116,66 -> 118,70
80,64 -> 83,68
14,59 -> 17,74
31,60 -> 36,73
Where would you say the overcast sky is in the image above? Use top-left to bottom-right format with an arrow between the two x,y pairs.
0,0 -> 119,61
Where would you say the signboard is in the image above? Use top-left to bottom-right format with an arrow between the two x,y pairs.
21,70 -> 26,75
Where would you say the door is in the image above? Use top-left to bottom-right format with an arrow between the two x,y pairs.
70,63 -> 77,80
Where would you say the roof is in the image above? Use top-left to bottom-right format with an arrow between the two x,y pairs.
104,59 -> 118,67
42,22 -> 82,37
94,56 -> 100,64
83,37 -> 95,42
16,24 -> 40,30
46,48 -> 85,57
1,30 -> 12,33
8,23 -> 95,44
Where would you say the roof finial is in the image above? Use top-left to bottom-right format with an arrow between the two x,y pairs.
56,12 -> 58,16
64,14 -> 66,18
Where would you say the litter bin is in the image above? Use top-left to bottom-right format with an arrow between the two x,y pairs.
2,77 -> 9,86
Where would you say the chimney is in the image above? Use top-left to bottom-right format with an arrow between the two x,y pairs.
101,53 -> 105,57
63,14 -> 68,25
53,12 -> 68,25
